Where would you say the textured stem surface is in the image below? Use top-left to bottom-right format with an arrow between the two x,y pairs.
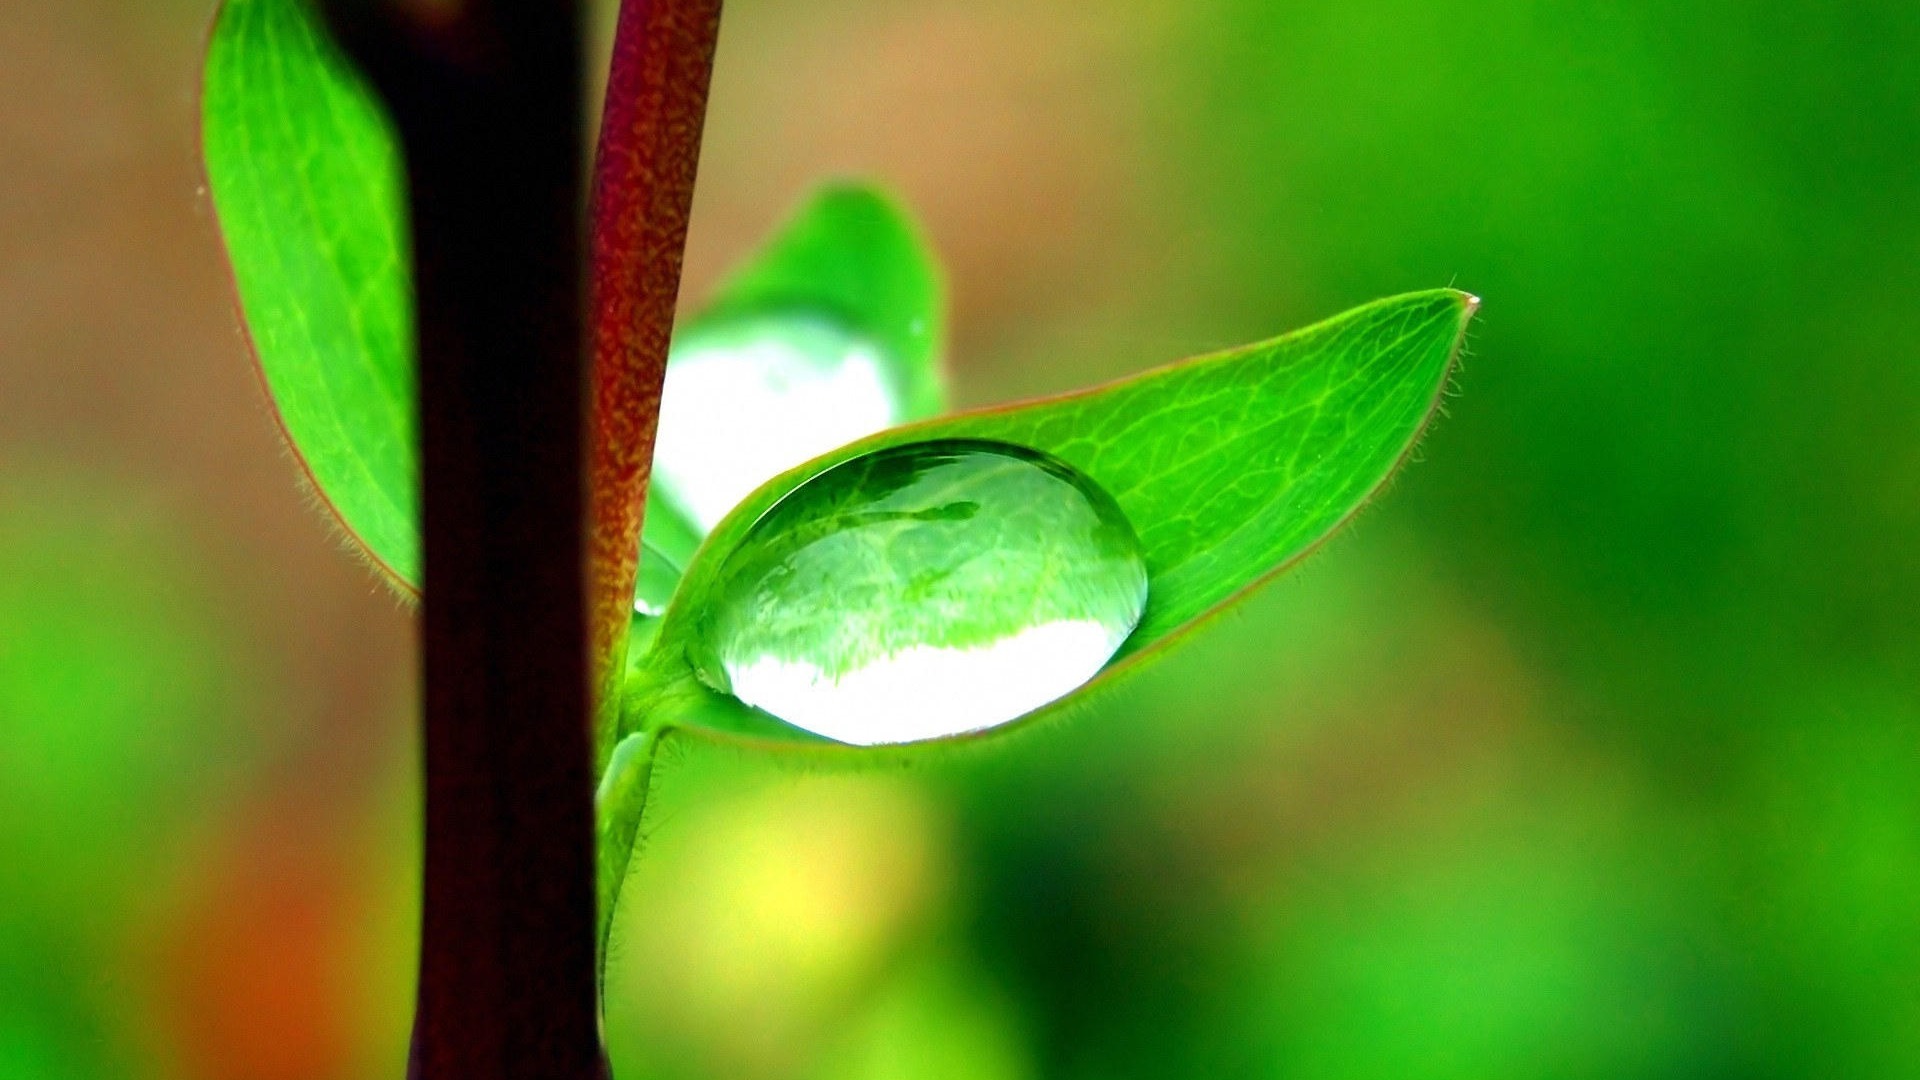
587,0 -> 725,766
321,2 -> 601,1078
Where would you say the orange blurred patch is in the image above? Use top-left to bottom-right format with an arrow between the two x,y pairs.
158,813 -> 358,1080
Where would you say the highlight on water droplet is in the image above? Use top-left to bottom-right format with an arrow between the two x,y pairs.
651,312 -> 902,534
692,439 -> 1149,746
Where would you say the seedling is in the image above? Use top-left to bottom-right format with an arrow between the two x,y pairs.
200,0 -> 1475,1076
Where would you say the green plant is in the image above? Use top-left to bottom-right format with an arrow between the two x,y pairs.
200,0 -> 1475,1076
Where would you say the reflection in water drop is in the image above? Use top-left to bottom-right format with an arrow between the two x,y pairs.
652,313 -> 900,533
695,440 -> 1148,745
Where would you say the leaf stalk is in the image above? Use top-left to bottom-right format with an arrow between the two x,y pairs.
587,0 -> 725,772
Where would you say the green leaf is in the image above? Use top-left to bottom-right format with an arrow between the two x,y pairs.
204,24 -> 943,613
696,182 -> 947,420
624,288 -> 1477,750
596,287 -> 1472,976
202,0 -> 418,589
595,726 -> 660,962
644,184 -> 948,559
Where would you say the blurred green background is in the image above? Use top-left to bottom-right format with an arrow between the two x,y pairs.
3,0 -> 1918,1077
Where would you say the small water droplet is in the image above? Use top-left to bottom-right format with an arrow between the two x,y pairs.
633,541 -> 684,617
694,439 -> 1149,745
652,313 -> 900,533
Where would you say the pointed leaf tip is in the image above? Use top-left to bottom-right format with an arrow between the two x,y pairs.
632,287 -> 1475,751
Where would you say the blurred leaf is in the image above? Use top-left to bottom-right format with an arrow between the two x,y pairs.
808,949 -> 1034,1080
201,0 -> 417,589
1736,692 -> 1920,1073
1204,819 -> 1701,1080
625,289 -> 1476,748
645,184 -> 948,561
0,953 -> 130,1080
602,769 -> 949,1077
0,475 -> 253,927
696,183 -> 947,422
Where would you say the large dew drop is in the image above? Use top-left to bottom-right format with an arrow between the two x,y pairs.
693,439 -> 1149,746
650,313 -> 902,534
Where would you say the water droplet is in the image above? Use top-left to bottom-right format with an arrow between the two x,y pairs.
652,313 -> 901,534
693,439 -> 1149,745
633,541 -> 684,617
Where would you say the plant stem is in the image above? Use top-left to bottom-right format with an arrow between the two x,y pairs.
320,2 -> 600,1078
587,0 -> 724,771
323,0 -> 725,1073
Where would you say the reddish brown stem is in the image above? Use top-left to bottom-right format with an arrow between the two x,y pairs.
586,0 -> 724,758
317,0 -> 722,1073
321,2 -> 601,1078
